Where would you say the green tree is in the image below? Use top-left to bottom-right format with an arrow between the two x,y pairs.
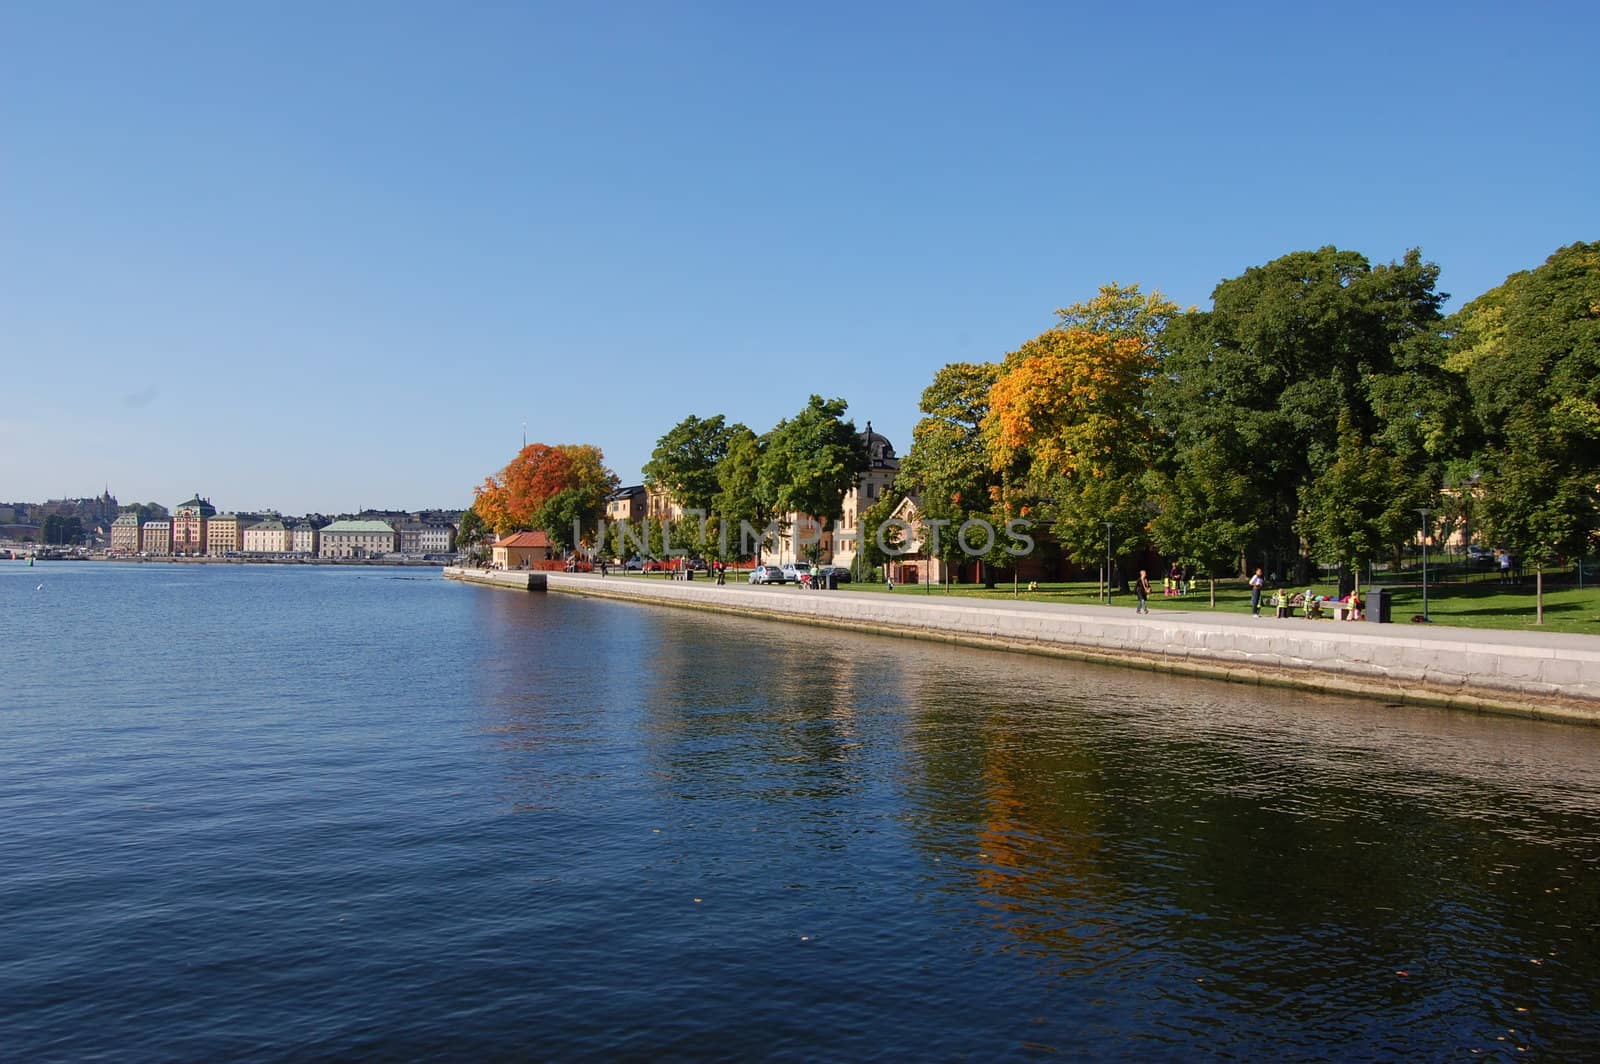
643,415 -> 741,515
896,361 -> 1016,585
758,396 -> 869,530
1156,247 -> 1451,584
851,493 -> 903,580
899,362 -> 1001,511
1146,433 -> 1258,606
536,488 -> 588,554
1055,281 -> 1182,359
713,426 -> 771,561
1455,242 -> 1600,621
1298,415 -> 1431,579
457,506 -> 489,563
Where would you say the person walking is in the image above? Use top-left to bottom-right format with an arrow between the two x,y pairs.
1249,567 -> 1265,616
1135,569 -> 1151,614
886,569 -> 894,592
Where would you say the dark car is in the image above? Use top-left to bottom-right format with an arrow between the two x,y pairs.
817,565 -> 852,584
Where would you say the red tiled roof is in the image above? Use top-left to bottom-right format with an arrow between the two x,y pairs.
495,530 -> 551,548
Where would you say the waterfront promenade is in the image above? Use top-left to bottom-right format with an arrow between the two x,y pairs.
480,570 -> 1600,725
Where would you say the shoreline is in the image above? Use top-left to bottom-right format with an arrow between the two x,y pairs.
24,555 -> 449,567
454,569 -> 1600,727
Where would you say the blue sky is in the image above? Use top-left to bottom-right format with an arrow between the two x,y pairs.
3,1 -> 1596,514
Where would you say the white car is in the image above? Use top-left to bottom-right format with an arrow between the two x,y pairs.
781,562 -> 812,583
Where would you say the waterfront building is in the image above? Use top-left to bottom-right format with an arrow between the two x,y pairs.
605,486 -> 647,525
110,513 -> 142,555
172,495 -> 216,555
206,514 -> 249,556
243,519 -> 291,554
290,522 -> 320,556
142,520 -> 171,556
490,530 -> 553,569
397,521 -> 457,555
319,520 -> 398,559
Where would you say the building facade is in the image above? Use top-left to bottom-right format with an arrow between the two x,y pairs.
645,483 -> 683,523
110,513 -> 142,555
829,423 -> 901,570
605,486 -> 647,525
290,523 -> 320,555
142,520 -> 171,556
491,530 -> 553,569
206,514 -> 248,556
243,519 -> 291,554
318,520 -> 398,559
171,496 -> 215,555
397,522 -> 456,555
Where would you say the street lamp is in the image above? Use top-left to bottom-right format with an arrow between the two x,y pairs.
1417,507 -> 1431,621
1104,521 -> 1114,604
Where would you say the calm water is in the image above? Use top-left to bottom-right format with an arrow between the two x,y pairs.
3,563 -> 1599,1061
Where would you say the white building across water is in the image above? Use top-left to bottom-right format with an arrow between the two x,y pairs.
318,520 -> 398,559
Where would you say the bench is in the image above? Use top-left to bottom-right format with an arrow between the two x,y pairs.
1275,593 -> 1359,620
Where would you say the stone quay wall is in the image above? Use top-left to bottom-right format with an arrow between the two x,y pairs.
443,569 -> 1600,725
443,566 -> 547,591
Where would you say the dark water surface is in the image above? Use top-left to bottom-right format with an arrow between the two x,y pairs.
3,564 -> 1599,1061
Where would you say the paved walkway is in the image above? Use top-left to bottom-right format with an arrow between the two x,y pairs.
558,571 -> 1600,651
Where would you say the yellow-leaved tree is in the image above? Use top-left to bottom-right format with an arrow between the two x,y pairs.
983,327 -> 1155,578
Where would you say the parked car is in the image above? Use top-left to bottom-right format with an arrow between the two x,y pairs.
781,562 -> 813,583
817,565 -> 852,584
622,557 -> 645,570
749,565 -> 786,585
1467,545 -> 1493,564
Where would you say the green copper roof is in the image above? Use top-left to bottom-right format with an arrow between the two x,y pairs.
321,520 -> 397,534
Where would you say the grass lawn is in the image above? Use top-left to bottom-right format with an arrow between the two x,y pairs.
847,574 -> 1600,636
621,565 -> 1600,636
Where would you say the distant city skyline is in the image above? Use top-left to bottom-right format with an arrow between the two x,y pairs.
4,3 -> 1596,513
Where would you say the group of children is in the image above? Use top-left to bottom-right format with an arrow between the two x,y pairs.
1271,586 -> 1363,621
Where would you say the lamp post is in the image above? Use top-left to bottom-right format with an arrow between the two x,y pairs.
1417,506 -> 1431,622
1104,521 -> 1114,604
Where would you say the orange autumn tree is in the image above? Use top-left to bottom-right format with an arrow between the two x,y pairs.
983,327 -> 1155,570
473,443 -> 618,540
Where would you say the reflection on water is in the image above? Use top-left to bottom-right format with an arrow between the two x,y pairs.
3,565 -> 1599,1059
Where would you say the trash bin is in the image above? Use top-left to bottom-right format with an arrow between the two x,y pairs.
684,567 -> 694,581
1366,587 -> 1391,623
826,570 -> 838,590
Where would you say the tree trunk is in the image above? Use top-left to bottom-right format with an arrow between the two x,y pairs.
1337,564 -> 1355,598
